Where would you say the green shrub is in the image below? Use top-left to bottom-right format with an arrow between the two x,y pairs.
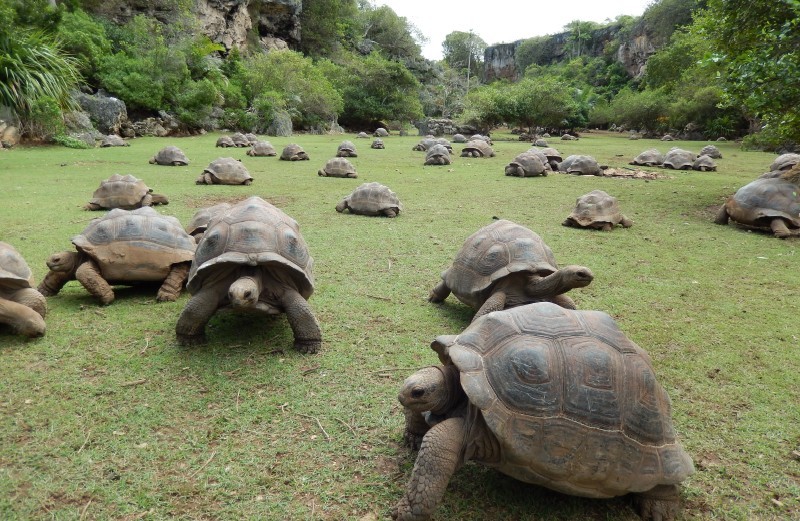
52,133 -> 93,148
55,8 -> 111,84
26,95 -> 66,140
174,78 -> 220,128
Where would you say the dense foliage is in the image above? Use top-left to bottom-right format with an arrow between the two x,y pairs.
0,0 -> 796,149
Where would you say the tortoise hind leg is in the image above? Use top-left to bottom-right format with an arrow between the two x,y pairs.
428,280 -> 451,303
713,205 -> 730,225
633,484 -> 681,521
770,218 -> 792,238
157,263 -> 190,302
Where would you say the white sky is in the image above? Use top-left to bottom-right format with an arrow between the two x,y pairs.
372,0 -> 655,61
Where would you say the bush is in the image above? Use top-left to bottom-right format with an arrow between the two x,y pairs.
174,79 -> 220,128
26,96 -> 66,140
52,133 -> 93,149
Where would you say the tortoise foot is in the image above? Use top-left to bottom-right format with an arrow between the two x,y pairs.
402,429 -> 425,451
293,339 -> 321,354
634,485 -> 680,521
176,332 -> 207,347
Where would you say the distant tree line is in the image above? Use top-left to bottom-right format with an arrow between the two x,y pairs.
1,0 -> 798,150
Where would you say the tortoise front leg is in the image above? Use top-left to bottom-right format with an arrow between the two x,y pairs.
157,263 -> 190,302
428,281 -> 451,303
11,287 -> 47,318
392,417 -> 466,521
770,218 -> 792,238
37,269 -> 72,297
473,290 -> 507,320
0,298 -> 46,337
383,208 -> 398,218
549,293 -> 577,310
634,484 -> 681,521
175,286 -> 221,346
280,288 -> 322,354
402,407 -> 431,451
75,259 -> 115,305
620,215 -> 634,228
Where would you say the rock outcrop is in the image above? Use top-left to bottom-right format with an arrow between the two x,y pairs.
83,0 -> 301,53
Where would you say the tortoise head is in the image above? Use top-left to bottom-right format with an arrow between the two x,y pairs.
45,251 -> 81,275
398,364 -> 462,415
229,275 -> 261,309
780,163 -> 800,185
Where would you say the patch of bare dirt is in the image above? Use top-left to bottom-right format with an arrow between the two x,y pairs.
183,194 -> 295,208
601,168 -> 672,180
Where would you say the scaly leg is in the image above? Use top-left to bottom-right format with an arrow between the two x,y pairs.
281,288 -> 322,354
473,290 -> 507,320
392,417 -> 466,521
75,260 -> 114,305
428,281 -> 451,303
175,286 -> 221,346
634,484 -> 681,521
157,263 -> 190,302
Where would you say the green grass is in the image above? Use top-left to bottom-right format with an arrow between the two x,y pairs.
1,131 -> 798,520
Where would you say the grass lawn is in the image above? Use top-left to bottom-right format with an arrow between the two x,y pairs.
0,130 -> 798,520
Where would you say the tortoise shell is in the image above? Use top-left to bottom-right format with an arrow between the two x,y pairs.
187,196 -> 314,297
280,144 -> 309,161
460,140 -> 495,158
0,241 -> 36,292
73,207 -> 196,282
432,302 -> 694,498
336,182 -> 402,217
662,149 -> 695,170
216,136 -> 236,148
470,134 -> 492,145
230,132 -> 250,147
564,190 -> 631,229
533,138 -> 548,147
721,177 -> 800,230
87,174 -> 165,210
374,128 -> 389,137
412,138 -> 437,152
452,133 -> 467,143
630,149 -> 664,166
247,141 -> 277,157
336,140 -> 358,157
244,133 -> 259,145
101,135 -> 128,147
699,145 -> 722,159
505,152 -> 547,177
438,219 -> 562,310
318,157 -> 358,178
149,146 -> 189,166
356,132 -> 370,139
424,144 -> 451,165
692,155 -> 717,171
185,203 -> 233,238
198,158 -> 253,185
768,153 -> 800,172
371,138 -> 385,149
559,155 -> 601,175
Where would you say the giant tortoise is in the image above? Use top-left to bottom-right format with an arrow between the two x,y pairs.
196,158 -> 253,185
714,171 -> 800,238
563,190 -> 633,231
149,146 -> 189,166
175,196 -> 321,353
393,302 -> 695,521
429,219 -> 593,319
84,174 -> 168,210
336,182 -> 402,217
0,242 -> 47,337
38,207 -> 196,304
504,152 -> 548,177
318,157 -> 358,178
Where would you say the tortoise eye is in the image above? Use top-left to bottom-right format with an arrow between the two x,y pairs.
411,389 -> 425,399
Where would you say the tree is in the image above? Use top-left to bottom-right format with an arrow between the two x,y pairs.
298,0 -> 358,57
442,31 -> 486,74
509,77 -> 580,131
702,0 -> 800,144
334,52 -> 423,127
356,2 -> 423,61
563,20 -> 599,57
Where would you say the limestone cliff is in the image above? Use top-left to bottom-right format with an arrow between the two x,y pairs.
80,0 -> 301,52
483,24 -> 656,82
